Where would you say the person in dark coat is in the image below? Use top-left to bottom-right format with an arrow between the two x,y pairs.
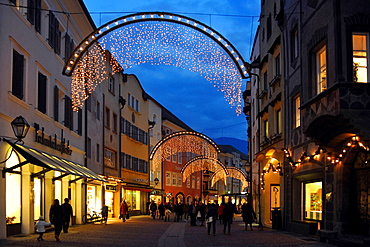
61,198 -> 73,233
49,199 -> 64,241
206,203 -> 218,236
222,200 -> 235,235
176,202 -> 184,222
196,201 -> 206,226
188,201 -> 197,226
158,202 -> 165,220
149,200 -> 157,219
241,202 -> 256,231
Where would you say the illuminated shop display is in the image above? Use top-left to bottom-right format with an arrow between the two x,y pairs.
304,181 -> 322,221
123,190 -> 141,210
63,12 -> 250,114
6,173 -> 21,224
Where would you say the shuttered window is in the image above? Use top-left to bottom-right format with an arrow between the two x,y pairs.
53,86 -> 59,121
12,50 -> 24,100
48,11 -> 61,54
37,72 -> 47,114
64,95 -> 73,130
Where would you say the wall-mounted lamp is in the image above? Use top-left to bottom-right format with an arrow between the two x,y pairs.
11,116 -> 30,142
154,177 -> 159,186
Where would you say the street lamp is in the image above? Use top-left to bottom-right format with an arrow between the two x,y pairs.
11,116 -> 30,142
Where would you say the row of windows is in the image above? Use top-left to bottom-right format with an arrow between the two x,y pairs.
121,152 -> 148,173
121,118 -> 148,144
11,0 -> 75,60
12,49 -> 82,134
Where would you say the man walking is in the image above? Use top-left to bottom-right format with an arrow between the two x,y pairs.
61,198 -> 73,233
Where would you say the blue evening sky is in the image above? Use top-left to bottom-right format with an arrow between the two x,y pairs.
83,0 -> 259,144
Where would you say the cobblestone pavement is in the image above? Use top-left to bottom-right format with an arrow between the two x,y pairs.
0,215 -> 334,247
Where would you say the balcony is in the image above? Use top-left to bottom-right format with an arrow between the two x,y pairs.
300,83 -> 370,146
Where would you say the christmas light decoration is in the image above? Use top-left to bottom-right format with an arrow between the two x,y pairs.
210,167 -> 249,191
63,12 -> 249,114
150,131 -> 220,172
181,156 -> 228,183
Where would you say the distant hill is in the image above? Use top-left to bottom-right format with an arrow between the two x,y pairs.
213,137 -> 248,155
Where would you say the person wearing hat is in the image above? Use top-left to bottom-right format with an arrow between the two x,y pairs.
35,216 -> 51,241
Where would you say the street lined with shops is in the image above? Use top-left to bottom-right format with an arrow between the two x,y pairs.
1,215 -> 332,247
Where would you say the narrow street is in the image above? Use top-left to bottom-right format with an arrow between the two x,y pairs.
0,215 -> 333,247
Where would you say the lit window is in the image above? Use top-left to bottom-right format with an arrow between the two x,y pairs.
353,33 -> 368,83
317,46 -> 327,93
276,109 -> 282,134
294,96 -> 300,128
104,148 -> 116,168
304,181 -> 322,221
264,119 -> 269,138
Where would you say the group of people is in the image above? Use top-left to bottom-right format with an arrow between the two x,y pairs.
35,198 -> 73,242
148,199 -> 257,236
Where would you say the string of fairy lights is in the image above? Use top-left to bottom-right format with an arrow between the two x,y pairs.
210,167 -> 249,191
181,156 -> 228,183
65,12 -> 248,114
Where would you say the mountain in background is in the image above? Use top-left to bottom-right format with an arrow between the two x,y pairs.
213,137 -> 248,155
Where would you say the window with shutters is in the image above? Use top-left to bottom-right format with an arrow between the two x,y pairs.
12,50 -> 24,100
48,11 -> 61,54
64,33 -> 74,62
27,0 -> 41,32
64,95 -> 73,130
77,109 -> 82,135
37,72 -> 47,114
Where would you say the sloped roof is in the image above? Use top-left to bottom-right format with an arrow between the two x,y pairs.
218,145 -> 248,160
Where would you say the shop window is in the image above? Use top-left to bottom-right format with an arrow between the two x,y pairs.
6,173 -> 21,224
304,181 -> 322,221
316,46 -> 327,94
54,171 -> 62,202
33,178 -> 42,220
353,33 -> 369,82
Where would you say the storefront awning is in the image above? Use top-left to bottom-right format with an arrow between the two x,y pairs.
3,139 -> 106,182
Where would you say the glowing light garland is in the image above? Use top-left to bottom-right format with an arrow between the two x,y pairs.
64,12 -> 249,114
210,167 -> 249,191
181,156 -> 228,183
150,131 -> 220,172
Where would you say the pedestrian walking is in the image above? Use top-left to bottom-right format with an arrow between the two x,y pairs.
188,201 -> 197,226
101,204 -> 109,224
149,200 -> 157,219
177,202 -> 184,222
241,202 -> 257,231
35,216 -> 51,241
217,202 -> 225,224
61,198 -> 73,233
197,201 -> 206,226
206,203 -> 217,236
49,199 -> 64,241
120,201 -> 129,222
183,202 -> 189,221
158,202 -> 165,220
222,200 -> 235,235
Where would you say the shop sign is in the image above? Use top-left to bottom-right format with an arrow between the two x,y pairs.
105,185 -> 117,191
34,123 -> 72,155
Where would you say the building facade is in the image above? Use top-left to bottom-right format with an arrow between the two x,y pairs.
248,0 -> 370,243
0,0 -> 104,238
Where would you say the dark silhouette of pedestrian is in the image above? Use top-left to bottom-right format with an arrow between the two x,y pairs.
149,200 -> 157,219
49,199 -> 64,241
61,198 -> 73,233
177,202 -> 184,222
188,201 -> 197,226
222,200 -> 235,235
158,202 -> 165,220
242,202 -> 257,231
197,201 -> 206,226
206,203 -> 217,236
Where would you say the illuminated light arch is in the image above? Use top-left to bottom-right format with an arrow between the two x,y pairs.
180,156 -> 229,183
210,167 -> 249,191
150,131 -> 220,172
62,12 -> 250,113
